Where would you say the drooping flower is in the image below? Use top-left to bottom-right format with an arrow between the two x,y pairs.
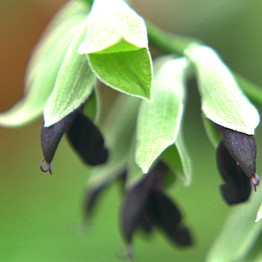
121,161 -> 193,257
41,105 -> 108,174
216,125 -> 259,204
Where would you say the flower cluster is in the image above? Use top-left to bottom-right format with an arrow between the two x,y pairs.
0,0 -> 261,259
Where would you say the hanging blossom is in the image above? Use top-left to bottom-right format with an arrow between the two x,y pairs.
0,0 -> 261,259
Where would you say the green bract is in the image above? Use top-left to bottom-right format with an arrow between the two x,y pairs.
78,0 -> 152,99
43,22 -> 95,127
25,1 -> 88,88
135,56 -> 191,185
186,44 -> 260,135
0,1 -> 89,127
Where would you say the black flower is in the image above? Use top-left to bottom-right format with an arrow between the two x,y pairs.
121,161 -> 193,256
216,125 -> 260,204
40,105 -> 108,174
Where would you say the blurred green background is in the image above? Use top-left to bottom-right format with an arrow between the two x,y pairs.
0,1 -> 262,261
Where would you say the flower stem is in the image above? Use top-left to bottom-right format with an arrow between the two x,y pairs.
146,21 -> 201,55
146,20 -> 262,106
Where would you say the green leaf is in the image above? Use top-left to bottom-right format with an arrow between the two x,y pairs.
255,202 -> 262,223
185,44 -> 260,135
135,57 -> 189,174
207,190 -> 262,262
78,0 -> 152,99
25,0 -> 88,91
87,49 -> 152,99
174,132 -> 192,185
43,22 -> 96,127
78,0 -> 148,54
0,22 -> 83,127
127,130 -> 192,188
126,135 -> 144,188
86,95 -> 140,189
160,132 -> 192,186
0,1 -> 88,127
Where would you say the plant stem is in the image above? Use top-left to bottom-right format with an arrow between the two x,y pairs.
146,21 -> 201,55
146,20 -> 262,106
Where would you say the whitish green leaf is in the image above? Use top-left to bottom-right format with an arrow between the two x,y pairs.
25,0 -> 88,90
78,0 -> 152,99
0,23 -> 82,127
87,49 -> 152,99
255,202 -> 262,223
126,136 -> 144,188
161,132 -> 192,186
207,190 -> 262,262
127,130 -> 192,188
136,57 -> 189,174
78,0 -> 148,54
87,95 -> 140,189
186,44 -> 260,135
43,22 -> 96,127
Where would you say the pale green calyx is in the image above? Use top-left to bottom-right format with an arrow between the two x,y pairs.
185,44 -> 260,135
0,1 -> 89,128
43,22 -> 96,127
78,0 -> 148,54
78,0 -> 152,100
135,56 -> 191,185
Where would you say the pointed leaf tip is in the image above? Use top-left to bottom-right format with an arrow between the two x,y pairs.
136,57 -> 189,174
78,0 -> 152,99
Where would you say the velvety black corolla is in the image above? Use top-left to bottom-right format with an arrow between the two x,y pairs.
67,113 -> 108,165
83,183 -> 108,219
216,125 -> 260,204
121,161 -> 193,255
40,107 -> 108,174
83,170 -> 127,220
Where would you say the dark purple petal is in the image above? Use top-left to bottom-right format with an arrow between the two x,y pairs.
66,113 -> 108,166
145,190 -> 193,247
170,226 -> 193,247
216,141 -> 251,204
121,161 -> 168,244
216,125 -> 257,179
121,181 -> 151,244
138,214 -> 153,235
40,111 -> 77,172
84,171 -> 127,220
83,184 -> 107,219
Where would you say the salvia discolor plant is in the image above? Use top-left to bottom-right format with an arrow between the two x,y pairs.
1,0 -> 262,260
